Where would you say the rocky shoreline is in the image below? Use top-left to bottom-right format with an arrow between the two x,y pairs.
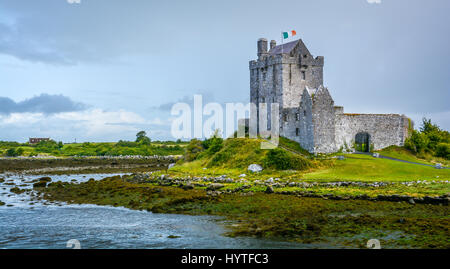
0,156 -> 176,174
125,173 -> 450,206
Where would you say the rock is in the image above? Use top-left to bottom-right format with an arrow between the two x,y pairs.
181,183 -> 194,190
206,183 -> 225,191
167,235 -> 180,239
33,181 -> 47,188
168,163 -> 176,169
372,153 -> 380,158
337,155 -> 345,160
265,186 -> 274,194
248,164 -> 263,173
435,163 -> 442,169
239,174 -> 246,178
265,178 -> 274,184
38,177 -> 52,183
10,187 -> 25,194
408,198 -> 415,205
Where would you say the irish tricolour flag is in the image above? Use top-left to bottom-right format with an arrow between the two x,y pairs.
283,30 -> 297,39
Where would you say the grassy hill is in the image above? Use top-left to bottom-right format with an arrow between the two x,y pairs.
169,137 -> 321,179
168,136 -> 450,183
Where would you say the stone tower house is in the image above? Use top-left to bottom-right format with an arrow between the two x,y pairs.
250,38 -> 410,153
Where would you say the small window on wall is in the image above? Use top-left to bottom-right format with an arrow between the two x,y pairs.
304,110 -> 307,116
283,114 -> 288,122
261,97 -> 265,103
296,128 -> 299,136
301,71 -> 306,80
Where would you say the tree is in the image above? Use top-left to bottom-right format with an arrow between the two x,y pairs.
6,148 -> 18,157
136,131 -> 151,145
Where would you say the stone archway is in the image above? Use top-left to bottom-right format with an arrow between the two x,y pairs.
355,132 -> 370,152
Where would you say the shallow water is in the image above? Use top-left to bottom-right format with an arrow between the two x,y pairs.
0,173 -> 329,249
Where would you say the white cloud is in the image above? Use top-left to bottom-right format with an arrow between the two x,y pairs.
367,0 -> 382,4
0,109 -> 171,142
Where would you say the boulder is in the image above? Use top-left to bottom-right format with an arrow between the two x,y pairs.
337,155 -> 345,160
265,186 -> 274,194
435,163 -> 442,169
206,183 -> 225,191
372,153 -> 380,158
248,164 -> 263,173
168,163 -> 176,169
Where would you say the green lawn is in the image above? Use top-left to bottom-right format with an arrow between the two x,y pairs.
302,154 -> 450,182
376,145 -> 450,166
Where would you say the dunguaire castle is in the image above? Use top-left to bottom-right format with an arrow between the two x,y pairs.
249,38 -> 411,153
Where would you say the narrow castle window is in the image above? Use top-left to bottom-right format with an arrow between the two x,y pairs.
261,97 -> 265,103
296,128 -> 299,136
283,113 -> 288,122
301,71 -> 306,80
304,110 -> 307,116
289,65 -> 292,85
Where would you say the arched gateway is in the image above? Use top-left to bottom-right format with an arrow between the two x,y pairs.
355,132 -> 370,152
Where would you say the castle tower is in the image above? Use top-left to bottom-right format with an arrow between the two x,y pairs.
250,37 -> 324,145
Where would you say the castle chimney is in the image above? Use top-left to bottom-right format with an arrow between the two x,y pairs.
270,40 -> 276,50
257,38 -> 268,58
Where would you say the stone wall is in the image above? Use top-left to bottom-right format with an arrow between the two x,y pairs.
280,88 -> 315,152
335,113 -> 410,151
312,87 -> 337,153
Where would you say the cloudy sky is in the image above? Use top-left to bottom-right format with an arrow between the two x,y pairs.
0,0 -> 449,142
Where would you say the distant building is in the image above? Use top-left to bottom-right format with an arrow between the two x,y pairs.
29,138 -> 50,144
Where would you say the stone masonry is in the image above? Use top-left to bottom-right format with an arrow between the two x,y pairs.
249,38 -> 410,153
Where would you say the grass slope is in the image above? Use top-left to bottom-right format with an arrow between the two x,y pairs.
303,154 -> 450,182
170,138 -> 319,179
377,145 -> 449,166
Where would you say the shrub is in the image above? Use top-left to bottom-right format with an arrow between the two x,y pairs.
264,148 -> 311,170
203,136 -> 224,155
264,148 -> 291,170
185,139 -> 204,161
435,143 -> 450,159
6,148 -> 18,157
405,130 -> 429,153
